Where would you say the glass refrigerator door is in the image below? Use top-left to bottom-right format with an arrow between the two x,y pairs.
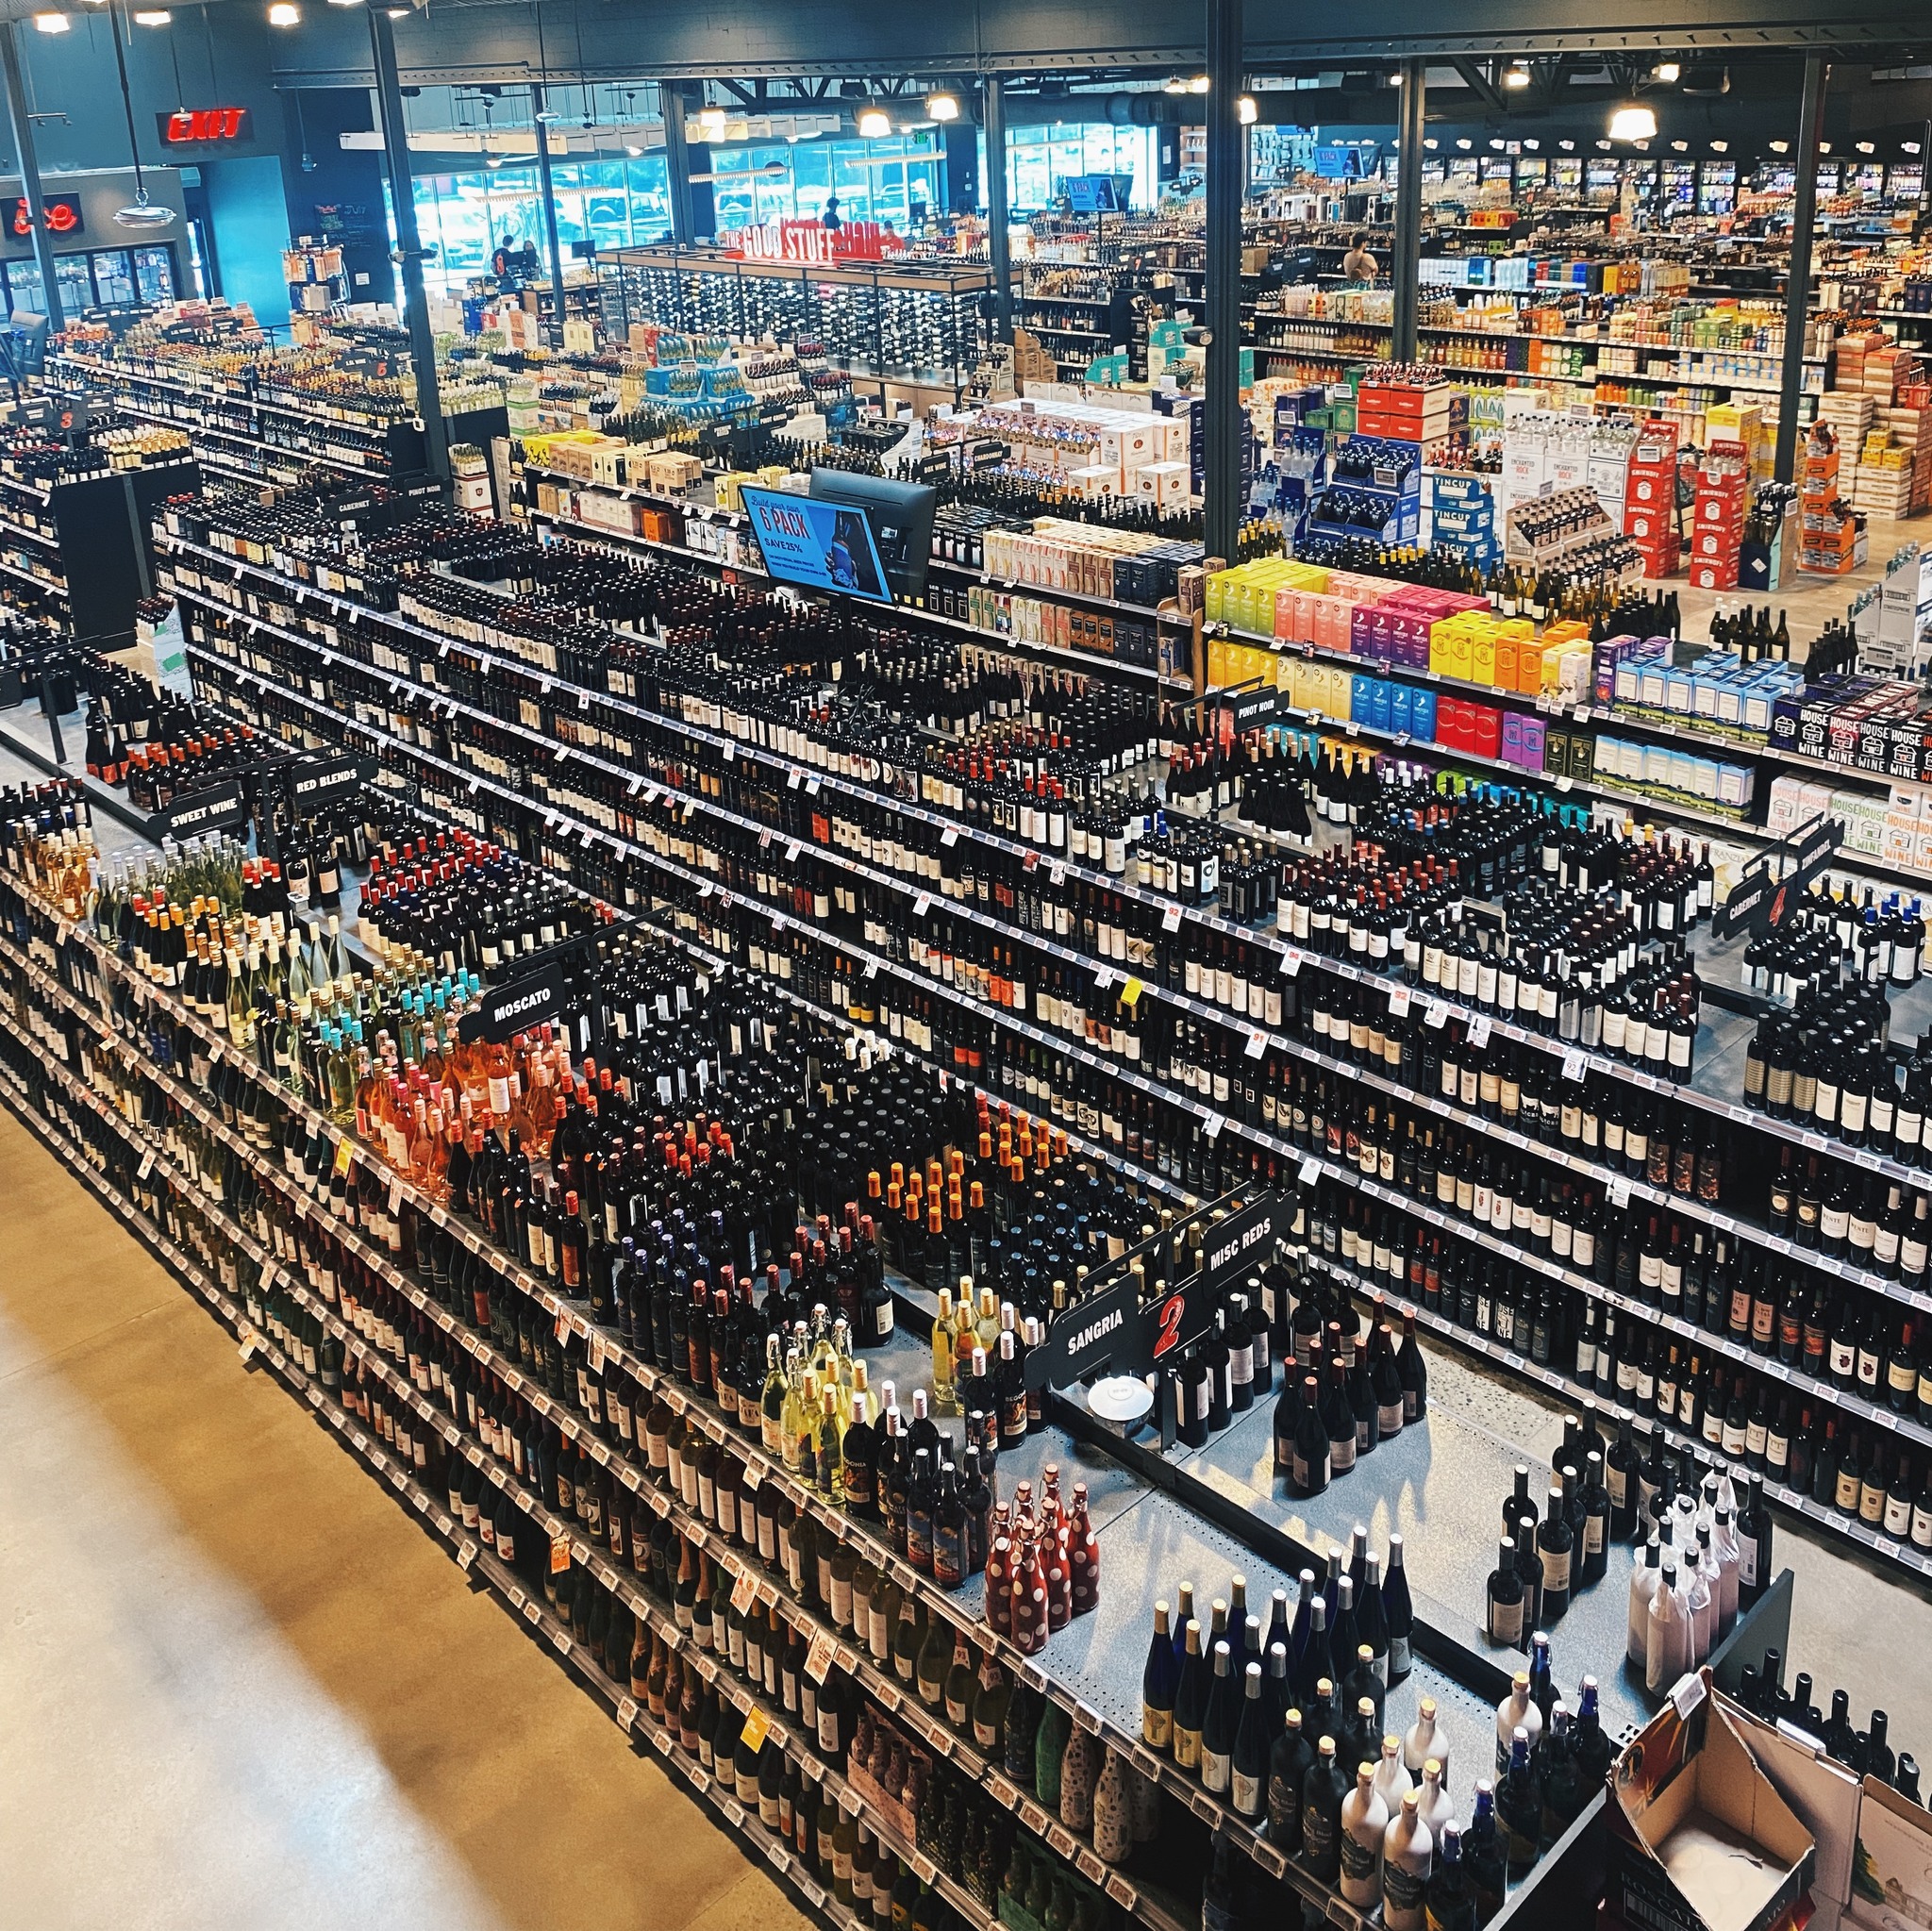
55,254 -> 92,316
92,248 -> 136,306
133,244 -> 175,302
3,258 -> 43,316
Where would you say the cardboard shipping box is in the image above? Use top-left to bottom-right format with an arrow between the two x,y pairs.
1609,1671 -> 1817,1931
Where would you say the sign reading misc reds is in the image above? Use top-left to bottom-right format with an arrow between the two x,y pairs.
157,108 -> 254,145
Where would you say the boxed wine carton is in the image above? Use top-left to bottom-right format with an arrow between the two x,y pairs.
1846,1775 -> 1932,1931
1608,1671 -> 1817,1931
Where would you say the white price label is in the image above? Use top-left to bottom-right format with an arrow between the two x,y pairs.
940,826 -> 958,848
1161,904 -> 1183,934
458,1540 -> 478,1571
804,1630 -> 837,1685
1609,1176 -> 1631,1209
1425,1000 -> 1449,1029
912,893 -> 931,919
615,1696 -> 638,1731
1244,1029 -> 1267,1060
1387,985 -> 1411,1017
1298,1156 -> 1322,1186
1279,950 -> 1302,978
1468,1015 -> 1491,1048
1562,1049 -> 1585,1082
1202,1112 -> 1224,1140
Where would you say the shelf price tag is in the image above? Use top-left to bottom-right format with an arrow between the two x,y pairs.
1118,976 -> 1143,1009
1160,904 -> 1183,934
550,1535 -> 572,1575
1202,1112 -> 1224,1140
615,1696 -> 638,1732
940,826 -> 958,848
1279,950 -> 1302,978
1468,1015 -> 1491,1048
731,1569 -> 759,1614
1244,1028 -> 1267,1060
1298,1157 -> 1323,1187
1609,1176 -> 1631,1210
804,1630 -> 837,1685
1561,1049 -> 1585,1083
912,893 -> 931,919
1424,999 -> 1449,1030
458,1540 -> 478,1571
740,1705 -> 771,1750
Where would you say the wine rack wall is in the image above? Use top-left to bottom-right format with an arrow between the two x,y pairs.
131,509 -> 1932,1623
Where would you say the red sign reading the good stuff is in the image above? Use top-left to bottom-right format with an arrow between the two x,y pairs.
12,196 -> 82,238
157,107 -> 253,144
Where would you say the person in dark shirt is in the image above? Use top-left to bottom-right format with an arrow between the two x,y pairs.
821,195 -> 842,233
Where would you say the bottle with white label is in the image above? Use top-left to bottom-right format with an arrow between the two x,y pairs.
1339,1762 -> 1389,1907
1382,1789 -> 1433,1931
1372,1733 -> 1412,1815
1487,1537 -> 1525,1649
1415,1756 -> 1455,1839
1404,1697 -> 1448,1790
1535,1480 -> 1574,1622
1646,1560 -> 1690,1695
1494,1672 -> 1542,1777
1231,1661 -> 1269,1822
1627,1537 -> 1662,1667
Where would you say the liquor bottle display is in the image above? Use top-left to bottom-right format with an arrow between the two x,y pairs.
25,371 -> 1932,1931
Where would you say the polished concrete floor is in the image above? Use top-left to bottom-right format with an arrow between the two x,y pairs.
0,1107 -> 813,1931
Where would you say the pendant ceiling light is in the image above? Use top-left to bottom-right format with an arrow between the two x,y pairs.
108,0 -> 177,229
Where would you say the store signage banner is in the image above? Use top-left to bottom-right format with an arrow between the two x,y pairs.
287,753 -> 373,810
150,778 -> 247,843
458,959 -> 568,1043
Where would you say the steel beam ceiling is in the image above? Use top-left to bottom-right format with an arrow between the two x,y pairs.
250,0 -> 1930,91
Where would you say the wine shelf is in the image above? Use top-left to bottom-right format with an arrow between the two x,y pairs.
160,551 -> 1932,1619
158,542 -> 1932,1310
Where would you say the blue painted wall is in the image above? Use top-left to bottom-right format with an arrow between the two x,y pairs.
202,154 -> 291,326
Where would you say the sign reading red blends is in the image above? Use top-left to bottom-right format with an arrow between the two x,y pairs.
13,196 -> 82,238
157,107 -> 253,144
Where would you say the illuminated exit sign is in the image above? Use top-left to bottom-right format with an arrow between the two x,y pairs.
157,108 -> 254,144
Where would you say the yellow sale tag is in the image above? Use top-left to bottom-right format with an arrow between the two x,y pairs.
332,1138 -> 353,1177
1119,976 -> 1143,1008
741,1706 -> 770,1751
550,1535 -> 572,1575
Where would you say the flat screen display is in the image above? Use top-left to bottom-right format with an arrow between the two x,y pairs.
741,485 -> 894,605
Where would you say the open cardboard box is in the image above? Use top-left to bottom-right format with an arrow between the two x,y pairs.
1610,1671 -> 1817,1931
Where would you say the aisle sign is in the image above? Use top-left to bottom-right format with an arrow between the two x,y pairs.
150,777 -> 247,843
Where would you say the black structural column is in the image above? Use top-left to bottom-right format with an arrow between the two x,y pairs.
984,75 -> 1012,342
1390,58 -> 1426,363
1203,0 -> 1243,565
661,81 -> 693,245
1774,54 -> 1828,485
1,23 -> 61,334
529,81 -> 569,346
368,6 -> 449,487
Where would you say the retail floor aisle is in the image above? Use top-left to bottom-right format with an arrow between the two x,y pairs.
0,1107 -> 813,1931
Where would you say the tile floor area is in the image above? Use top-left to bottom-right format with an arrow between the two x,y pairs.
0,1106 -> 813,1931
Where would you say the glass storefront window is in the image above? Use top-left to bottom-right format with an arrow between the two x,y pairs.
1005,124 -> 1158,211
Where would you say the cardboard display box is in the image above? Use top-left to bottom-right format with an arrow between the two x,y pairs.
1609,1670 -> 1817,1931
